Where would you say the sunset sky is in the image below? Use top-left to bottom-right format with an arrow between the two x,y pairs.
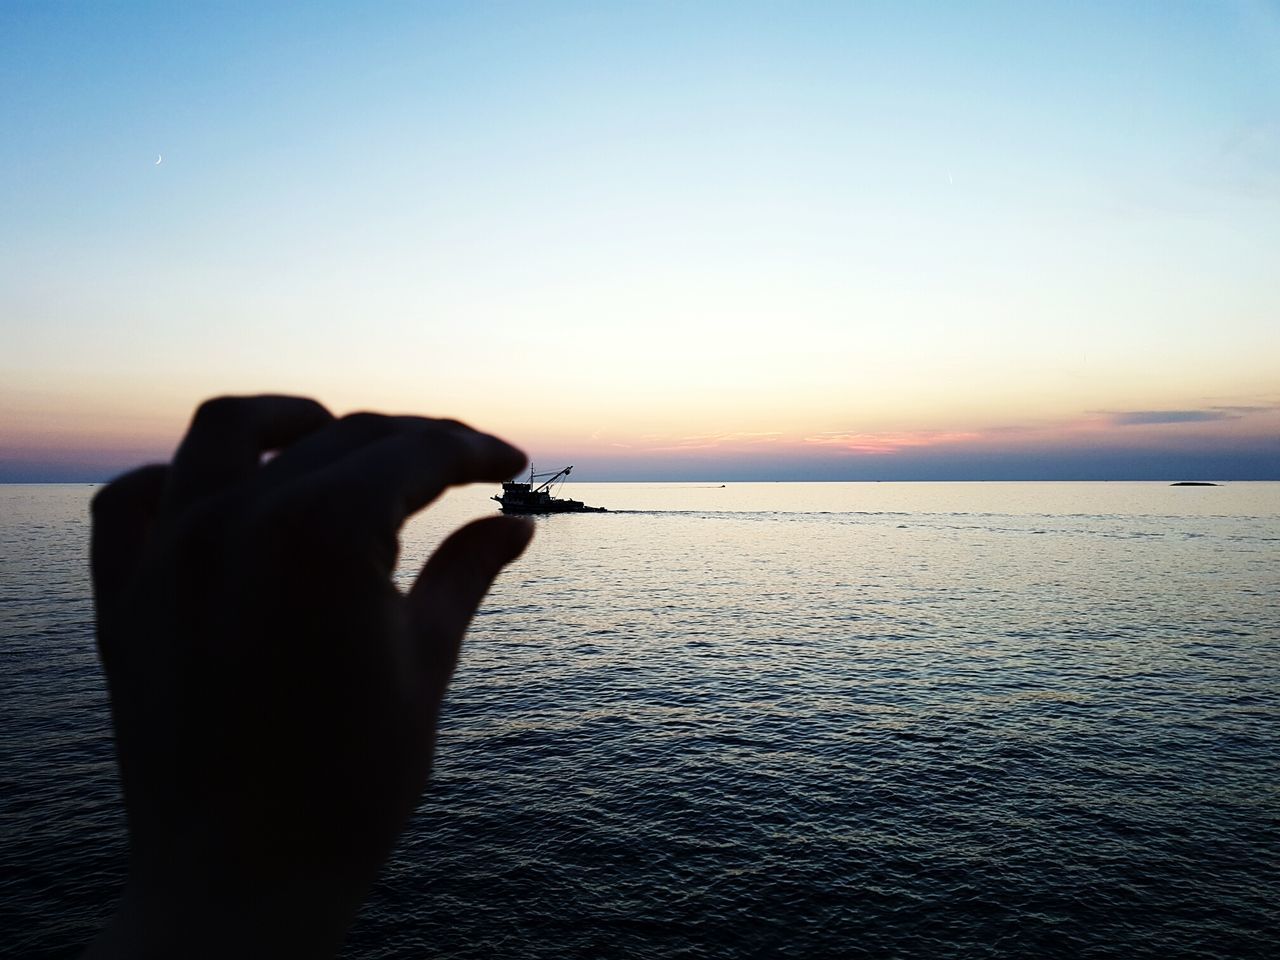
2,2 -> 1278,481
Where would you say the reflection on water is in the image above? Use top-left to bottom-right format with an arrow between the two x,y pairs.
2,482 -> 1277,958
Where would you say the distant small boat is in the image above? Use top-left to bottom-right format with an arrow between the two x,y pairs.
1171,481 -> 1219,487
493,465 -> 607,514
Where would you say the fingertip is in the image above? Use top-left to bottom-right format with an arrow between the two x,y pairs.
408,516 -> 532,616
484,434 -> 528,480
446,514 -> 534,574
487,514 -> 535,567
508,443 -> 529,475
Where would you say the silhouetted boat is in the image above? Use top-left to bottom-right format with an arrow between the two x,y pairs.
493,466 -> 607,514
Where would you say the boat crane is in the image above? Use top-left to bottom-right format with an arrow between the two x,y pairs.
529,465 -> 574,496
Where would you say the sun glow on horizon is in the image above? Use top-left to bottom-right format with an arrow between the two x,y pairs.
1,2 -> 1277,480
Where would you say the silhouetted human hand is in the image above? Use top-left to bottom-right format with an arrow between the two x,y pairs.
84,396 -> 532,958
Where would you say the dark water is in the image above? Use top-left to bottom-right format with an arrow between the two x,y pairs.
2,482 -> 1278,957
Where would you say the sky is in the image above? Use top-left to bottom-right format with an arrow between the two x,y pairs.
2,1 -> 1278,481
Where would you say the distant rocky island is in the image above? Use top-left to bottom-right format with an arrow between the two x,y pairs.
1170,481 -> 1219,486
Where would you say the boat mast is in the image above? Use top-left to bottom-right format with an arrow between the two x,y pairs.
530,465 -> 573,494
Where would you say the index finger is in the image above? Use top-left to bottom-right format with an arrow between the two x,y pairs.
293,419 -> 526,539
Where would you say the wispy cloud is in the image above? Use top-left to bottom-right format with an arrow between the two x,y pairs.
650,431 -> 784,452
802,430 -> 981,455
1207,405 -> 1274,416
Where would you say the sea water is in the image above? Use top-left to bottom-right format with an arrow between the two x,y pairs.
2,482 -> 1277,958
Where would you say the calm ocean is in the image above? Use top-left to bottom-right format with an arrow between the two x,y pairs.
2,481 -> 1277,958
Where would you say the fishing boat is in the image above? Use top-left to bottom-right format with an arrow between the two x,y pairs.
492,465 -> 607,514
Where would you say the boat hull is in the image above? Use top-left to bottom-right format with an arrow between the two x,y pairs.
495,500 -> 607,515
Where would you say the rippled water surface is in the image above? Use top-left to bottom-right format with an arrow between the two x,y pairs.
3,482 -> 1278,957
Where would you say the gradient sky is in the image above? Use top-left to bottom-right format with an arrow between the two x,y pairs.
2,1 -> 1278,481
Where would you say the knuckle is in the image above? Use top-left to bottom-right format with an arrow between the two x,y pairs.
193,395 -> 249,432
342,411 -> 388,427
298,397 -> 334,423
339,411 -> 393,438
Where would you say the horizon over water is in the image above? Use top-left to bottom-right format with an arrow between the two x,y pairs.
2,481 -> 1277,958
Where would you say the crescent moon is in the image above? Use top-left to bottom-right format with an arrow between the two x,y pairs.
155,154 -> 163,165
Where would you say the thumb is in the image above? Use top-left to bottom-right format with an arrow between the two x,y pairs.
408,515 -> 534,693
